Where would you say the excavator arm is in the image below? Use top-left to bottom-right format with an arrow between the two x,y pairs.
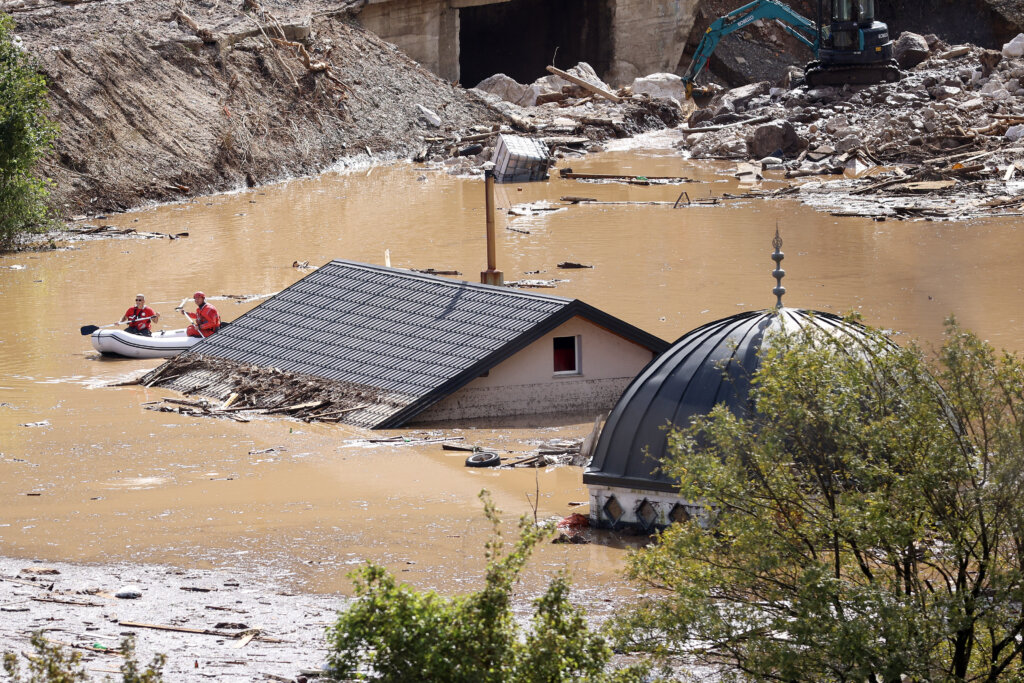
682,0 -> 820,97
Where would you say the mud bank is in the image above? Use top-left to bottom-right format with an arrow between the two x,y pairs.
7,0 -> 503,217
0,556 -> 340,682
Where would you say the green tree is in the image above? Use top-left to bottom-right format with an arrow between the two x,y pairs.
3,633 -> 164,682
0,12 -> 57,250
618,318 -> 1024,682
327,490 -> 649,683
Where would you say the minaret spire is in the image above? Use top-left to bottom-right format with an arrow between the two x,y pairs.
771,226 -> 785,310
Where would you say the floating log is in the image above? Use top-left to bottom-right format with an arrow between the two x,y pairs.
559,169 -> 692,183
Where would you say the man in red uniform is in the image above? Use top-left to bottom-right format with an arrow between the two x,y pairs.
120,294 -> 160,336
184,291 -> 220,338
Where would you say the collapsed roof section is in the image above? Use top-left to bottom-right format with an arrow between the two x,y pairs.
145,259 -> 668,429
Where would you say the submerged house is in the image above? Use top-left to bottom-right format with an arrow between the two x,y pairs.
152,259 -> 668,429
583,233 -> 880,530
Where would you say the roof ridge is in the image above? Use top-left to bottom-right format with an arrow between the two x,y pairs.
327,258 -> 575,305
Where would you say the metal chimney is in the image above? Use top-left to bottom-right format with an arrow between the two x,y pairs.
480,170 -> 504,286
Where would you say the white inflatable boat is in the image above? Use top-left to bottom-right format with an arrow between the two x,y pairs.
90,327 -> 203,359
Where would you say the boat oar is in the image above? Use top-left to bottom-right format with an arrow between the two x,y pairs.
80,316 -> 155,336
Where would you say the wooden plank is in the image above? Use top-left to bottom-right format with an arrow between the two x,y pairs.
559,171 -> 692,182
546,66 -> 621,103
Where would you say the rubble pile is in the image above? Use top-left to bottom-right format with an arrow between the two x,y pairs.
418,63 -> 686,177
138,354 -> 397,423
677,32 -> 1024,220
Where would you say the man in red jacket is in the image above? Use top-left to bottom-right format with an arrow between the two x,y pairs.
183,291 -> 220,338
120,294 -> 159,336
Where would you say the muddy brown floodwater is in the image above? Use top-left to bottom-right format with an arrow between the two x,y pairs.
3,135 -> 1024,616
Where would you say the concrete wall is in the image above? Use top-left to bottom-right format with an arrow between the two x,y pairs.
588,483 -> 703,530
607,0 -> 699,85
360,0 -> 463,82
358,0 -> 699,87
411,316 -> 657,423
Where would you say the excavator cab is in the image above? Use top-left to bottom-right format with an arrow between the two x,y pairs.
807,0 -> 899,84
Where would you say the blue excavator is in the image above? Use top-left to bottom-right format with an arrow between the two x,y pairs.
682,0 -> 901,97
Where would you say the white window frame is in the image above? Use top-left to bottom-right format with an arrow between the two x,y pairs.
552,334 -> 581,376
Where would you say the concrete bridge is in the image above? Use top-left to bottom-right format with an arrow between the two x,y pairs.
358,0 -> 699,88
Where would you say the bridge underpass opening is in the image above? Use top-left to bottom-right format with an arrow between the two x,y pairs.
458,0 -> 613,88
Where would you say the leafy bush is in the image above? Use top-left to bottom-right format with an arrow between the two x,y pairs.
327,490 -> 649,682
619,317 -> 1024,681
3,633 -> 164,682
0,12 -> 58,250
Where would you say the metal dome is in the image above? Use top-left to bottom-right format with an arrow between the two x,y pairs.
583,307 -> 871,493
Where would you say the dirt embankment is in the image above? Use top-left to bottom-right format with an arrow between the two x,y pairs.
6,0 -> 504,217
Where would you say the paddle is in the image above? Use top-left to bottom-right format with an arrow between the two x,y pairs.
80,316 -> 155,336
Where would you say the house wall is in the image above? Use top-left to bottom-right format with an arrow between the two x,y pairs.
358,0 -> 698,87
410,316 -> 657,423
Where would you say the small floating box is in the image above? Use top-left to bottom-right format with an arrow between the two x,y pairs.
492,134 -> 550,183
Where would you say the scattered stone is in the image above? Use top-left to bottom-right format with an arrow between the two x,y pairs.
416,104 -> 442,128
116,585 -> 143,599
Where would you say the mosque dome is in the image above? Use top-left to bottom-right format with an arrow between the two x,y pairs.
582,308 -> 871,494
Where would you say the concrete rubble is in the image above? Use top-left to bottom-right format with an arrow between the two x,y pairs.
674,31 -> 1024,221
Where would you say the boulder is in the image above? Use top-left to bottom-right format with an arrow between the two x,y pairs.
1003,33 -> 1024,58
473,73 -> 535,107
630,72 -> 686,103
708,81 -> 771,115
894,32 -> 930,69
836,134 -> 864,153
687,107 -> 715,128
745,120 -> 804,158
1006,124 -> 1024,142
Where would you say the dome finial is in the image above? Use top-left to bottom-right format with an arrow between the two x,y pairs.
771,225 -> 785,309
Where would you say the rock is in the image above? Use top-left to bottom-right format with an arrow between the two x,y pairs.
708,81 -> 771,115
473,73 -> 535,107
116,585 -> 143,599
1002,33 -> 1024,58
630,72 -> 686,102
894,32 -> 931,69
825,114 -> 849,134
746,120 -> 804,158
960,97 -> 985,111
416,104 -> 441,127
759,156 -> 783,167
779,66 -> 804,89
687,107 -> 715,128
1006,124 -> 1024,142
980,50 -> 1003,77
929,85 -> 961,100
836,134 -> 864,153
981,80 -> 1011,99
20,567 -> 60,576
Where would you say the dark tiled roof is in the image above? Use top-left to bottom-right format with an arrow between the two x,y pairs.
177,260 -> 668,428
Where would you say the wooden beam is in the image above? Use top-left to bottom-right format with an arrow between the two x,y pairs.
450,0 -> 511,7
545,66 -> 622,103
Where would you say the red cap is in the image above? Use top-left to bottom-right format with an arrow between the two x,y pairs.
194,291 -> 205,298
